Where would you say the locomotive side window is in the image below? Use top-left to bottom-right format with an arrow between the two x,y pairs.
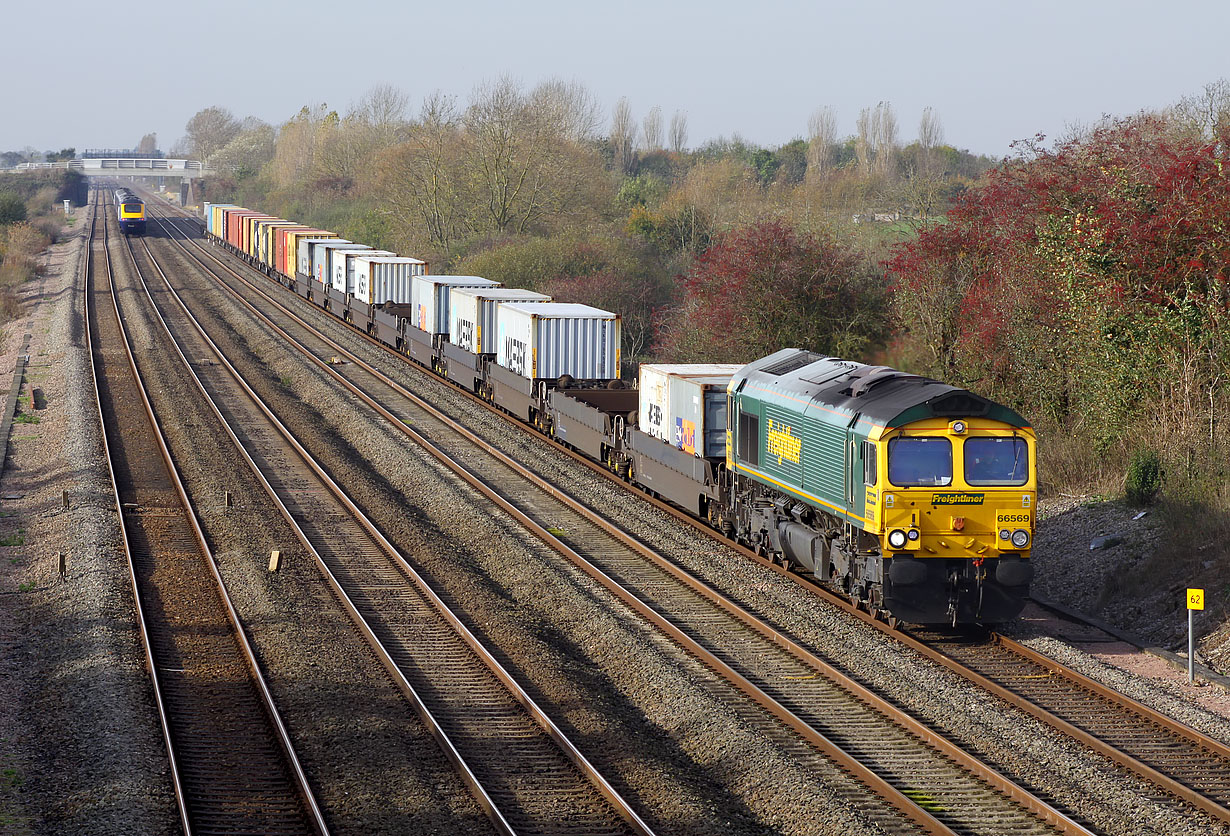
964,437 -> 1028,486
863,442 -> 877,486
888,437 -> 952,487
738,408 -> 760,467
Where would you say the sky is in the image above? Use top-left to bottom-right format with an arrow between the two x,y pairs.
5,0 -> 1228,158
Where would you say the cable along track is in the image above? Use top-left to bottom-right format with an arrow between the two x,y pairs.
132,210 -> 650,836
150,206 -> 1094,836
86,192 -> 326,834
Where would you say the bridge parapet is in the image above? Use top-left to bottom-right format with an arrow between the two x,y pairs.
3,158 -> 211,178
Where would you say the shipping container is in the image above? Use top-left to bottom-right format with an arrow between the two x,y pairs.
258,220 -> 299,268
241,214 -> 275,257
297,237 -> 350,280
266,224 -> 309,275
332,249 -> 395,294
638,364 -> 744,458
225,210 -> 262,248
247,215 -> 277,258
496,302 -> 621,381
212,205 -> 240,239
312,242 -> 371,286
411,275 -> 500,335
282,229 -> 335,278
449,287 -> 551,354
353,256 -> 427,305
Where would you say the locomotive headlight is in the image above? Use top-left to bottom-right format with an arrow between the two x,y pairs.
907,528 -> 920,541
1011,529 -> 1031,548
999,529 -> 1011,541
888,529 -> 908,549
951,420 -> 967,434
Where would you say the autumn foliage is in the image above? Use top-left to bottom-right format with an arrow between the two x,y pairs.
886,115 -> 1230,464
655,218 -> 888,363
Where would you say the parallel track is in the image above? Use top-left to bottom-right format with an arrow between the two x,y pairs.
129,207 -> 651,836
149,204 -> 1093,836
87,190 -> 326,834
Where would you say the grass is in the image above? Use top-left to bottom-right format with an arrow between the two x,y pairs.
0,533 -> 25,547
12,414 -> 37,425
16,582 -> 33,593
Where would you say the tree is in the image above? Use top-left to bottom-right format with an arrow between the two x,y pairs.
462,78 -> 607,235
183,106 -> 241,162
135,133 -> 157,155
917,107 -> 943,175
610,97 -> 637,174
873,101 -> 898,178
0,192 -> 26,225
655,218 -> 887,362
642,106 -> 663,152
367,92 -> 467,259
807,107 -> 837,179
669,110 -> 689,153
886,113 -> 1230,446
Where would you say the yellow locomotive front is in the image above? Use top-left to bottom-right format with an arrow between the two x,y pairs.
864,416 -> 1036,624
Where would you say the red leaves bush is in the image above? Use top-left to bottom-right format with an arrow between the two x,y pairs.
654,218 -> 888,363
885,115 -> 1230,442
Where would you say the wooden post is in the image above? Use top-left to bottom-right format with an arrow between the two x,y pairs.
268,550 -> 281,572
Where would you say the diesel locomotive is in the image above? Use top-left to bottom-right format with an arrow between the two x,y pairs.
114,188 -> 146,235
198,197 -> 1037,625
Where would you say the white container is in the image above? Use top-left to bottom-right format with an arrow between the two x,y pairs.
411,275 -> 500,335
298,237 -> 348,279
496,302 -> 621,381
314,242 -> 371,286
638,364 -> 743,457
332,249 -> 395,294
449,287 -> 551,354
354,256 -> 427,305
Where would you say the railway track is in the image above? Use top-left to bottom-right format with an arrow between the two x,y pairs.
125,203 -> 652,836
86,190 -> 327,834
147,204 -> 1094,836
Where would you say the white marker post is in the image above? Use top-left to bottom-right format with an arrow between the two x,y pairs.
1187,588 -> 1205,684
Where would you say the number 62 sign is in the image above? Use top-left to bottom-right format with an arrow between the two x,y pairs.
1188,589 -> 1205,611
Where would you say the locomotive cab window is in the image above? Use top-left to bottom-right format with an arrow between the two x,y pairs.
863,442 -> 877,486
888,436 -> 952,487
737,408 -> 760,467
123,203 -> 143,213
964,436 -> 1028,486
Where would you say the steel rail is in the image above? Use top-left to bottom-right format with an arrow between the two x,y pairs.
152,207 -> 1096,836
85,190 -> 193,834
138,211 -> 654,836
155,195 -> 1230,827
98,191 -> 331,834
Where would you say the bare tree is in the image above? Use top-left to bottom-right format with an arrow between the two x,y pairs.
917,106 -> 944,175
855,107 -> 873,176
270,104 -> 333,188
806,106 -> 837,178
610,97 -> 637,173
464,76 -> 603,234
367,91 -> 467,258
873,101 -> 898,178
135,133 -> 157,154
669,110 -> 689,153
352,84 -> 411,145
528,78 -> 602,143
1171,78 -> 1230,138
183,106 -> 241,162
641,106 -> 663,152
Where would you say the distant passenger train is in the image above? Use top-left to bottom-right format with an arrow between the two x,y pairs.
114,188 -> 146,235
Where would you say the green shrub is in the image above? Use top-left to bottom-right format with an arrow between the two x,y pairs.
1124,448 -> 1163,505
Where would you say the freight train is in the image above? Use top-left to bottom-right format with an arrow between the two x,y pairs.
114,188 -> 146,235
197,199 -> 1036,625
